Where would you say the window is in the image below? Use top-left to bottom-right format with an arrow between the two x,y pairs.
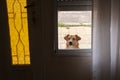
6,0 -> 31,65
55,0 -> 92,55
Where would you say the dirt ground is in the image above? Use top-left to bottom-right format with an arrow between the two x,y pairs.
58,26 -> 91,49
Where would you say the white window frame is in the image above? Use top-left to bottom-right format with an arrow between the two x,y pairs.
54,0 -> 93,56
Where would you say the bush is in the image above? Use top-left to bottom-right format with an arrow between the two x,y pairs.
58,22 -> 66,27
58,22 -> 91,27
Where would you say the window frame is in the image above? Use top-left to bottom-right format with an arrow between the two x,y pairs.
54,0 -> 93,56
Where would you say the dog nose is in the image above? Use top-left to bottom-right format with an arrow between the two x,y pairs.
69,42 -> 72,45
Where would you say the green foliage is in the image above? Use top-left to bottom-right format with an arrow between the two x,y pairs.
58,22 -> 91,27
58,22 -> 66,27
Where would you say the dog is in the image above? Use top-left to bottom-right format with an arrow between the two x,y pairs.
64,34 -> 81,48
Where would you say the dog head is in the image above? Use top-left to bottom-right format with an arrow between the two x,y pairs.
64,34 -> 81,48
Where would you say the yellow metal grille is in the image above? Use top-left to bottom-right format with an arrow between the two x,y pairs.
6,0 -> 30,65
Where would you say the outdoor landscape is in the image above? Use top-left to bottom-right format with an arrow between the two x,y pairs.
58,11 -> 92,49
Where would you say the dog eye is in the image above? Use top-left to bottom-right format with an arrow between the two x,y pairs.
73,38 -> 75,40
68,38 -> 70,40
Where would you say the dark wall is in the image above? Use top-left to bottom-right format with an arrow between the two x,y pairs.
30,0 -> 92,80
0,0 -> 92,80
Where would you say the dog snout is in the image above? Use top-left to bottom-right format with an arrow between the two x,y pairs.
69,42 -> 72,45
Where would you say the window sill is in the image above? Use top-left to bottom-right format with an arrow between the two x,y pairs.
55,49 -> 92,56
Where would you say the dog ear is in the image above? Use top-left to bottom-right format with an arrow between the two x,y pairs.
64,34 -> 70,41
75,35 -> 81,40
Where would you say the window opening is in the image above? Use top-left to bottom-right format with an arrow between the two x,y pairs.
6,0 -> 30,65
56,0 -> 92,51
58,11 -> 91,49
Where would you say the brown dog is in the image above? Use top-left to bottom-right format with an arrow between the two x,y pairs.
64,34 -> 81,48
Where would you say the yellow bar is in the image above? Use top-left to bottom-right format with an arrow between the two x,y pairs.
6,0 -> 30,65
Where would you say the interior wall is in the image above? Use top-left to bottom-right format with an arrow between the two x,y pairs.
2,0 -> 120,80
0,0 -> 34,80
0,0 -> 92,80
0,0 -> 14,80
30,0 -> 92,80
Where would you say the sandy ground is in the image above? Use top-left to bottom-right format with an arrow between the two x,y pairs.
58,26 -> 91,49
